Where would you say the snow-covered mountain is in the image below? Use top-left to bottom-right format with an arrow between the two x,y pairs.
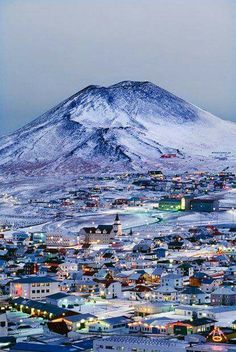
0,81 -> 235,175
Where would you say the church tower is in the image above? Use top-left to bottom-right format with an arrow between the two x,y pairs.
113,214 -> 122,236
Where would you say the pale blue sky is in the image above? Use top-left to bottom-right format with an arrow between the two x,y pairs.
0,0 -> 235,136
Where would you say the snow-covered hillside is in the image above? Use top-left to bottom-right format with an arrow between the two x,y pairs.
0,81 -> 235,175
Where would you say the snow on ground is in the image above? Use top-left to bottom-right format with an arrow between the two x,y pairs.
147,309 -> 236,327
71,298 -> 137,318
0,175 -> 235,239
1,81 -> 236,174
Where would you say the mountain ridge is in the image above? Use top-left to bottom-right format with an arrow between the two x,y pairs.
0,80 -> 235,175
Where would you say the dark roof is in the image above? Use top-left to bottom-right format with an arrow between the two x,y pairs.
104,280 -> 118,288
63,313 -> 95,322
0,336 -> 16,344
201,278 -> 214,284
177,263 -> 193,269
46,292 -> 69,300
73,339 -> 94,350
82,227 -> 97,233
168,241 -> 184,247
102,316 -> 131,325
194,272 -> 210,279
47,321 -> 69,335
12,298 -> 76,317
12,276 -> 58,284
181,286 -> 204,295
102,252 -> 114,258
97,225 -> 113,233
9,343 -> 77,352
192,198 -> 217,203
82,225 -> 113,234
134,285 -> 152,292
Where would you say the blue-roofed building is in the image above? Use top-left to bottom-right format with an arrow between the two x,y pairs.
153,247 -> 168,258
12,232 -> 29,243
9,342 -> 78,352
72,338 -> 94,351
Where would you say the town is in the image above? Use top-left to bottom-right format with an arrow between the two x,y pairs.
0,169 -> 236,352
1,0 -> 236,350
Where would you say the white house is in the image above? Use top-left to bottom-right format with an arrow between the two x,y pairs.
0,312 -> 8,336
10,276 -> 60,300
89,316 -> 130,333
161,273 -> 184,288
154,286 -> 178,302
57,261 -> 78,279
99,281 -> 122,299
46,233 -> 78,247
179,286 -> 210,305
175,263 -> 194,277
200,277 -> 222,293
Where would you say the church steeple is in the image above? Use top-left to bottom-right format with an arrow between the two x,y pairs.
113,214 -> 122,236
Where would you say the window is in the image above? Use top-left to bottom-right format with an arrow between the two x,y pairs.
32,290 -> 35,293
0,322 -> 6,327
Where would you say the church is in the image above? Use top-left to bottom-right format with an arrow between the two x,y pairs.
79,214 -> 122,244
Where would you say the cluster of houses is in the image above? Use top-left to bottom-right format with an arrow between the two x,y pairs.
0,170 -> 235,351
0,212 -> 236,350
10,170 -> 234,225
